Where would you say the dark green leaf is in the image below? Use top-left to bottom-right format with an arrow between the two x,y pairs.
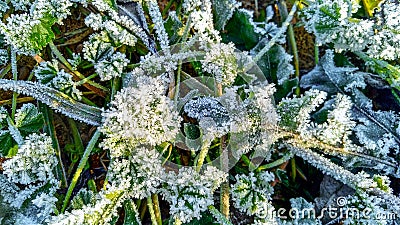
123,201 -> 141,225
275,78 -> 298,102
182,212 -> 218,225
222,10 -> 259,50
164,13 -> 183,44
0,131 -> 14,156
212,0 -> 239,30
14,103 -> 44,135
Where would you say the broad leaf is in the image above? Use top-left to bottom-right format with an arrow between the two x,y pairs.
14,103 -> 44,135
301,50 -> 364,94
212,0 -> 240,30
29,14 -> 57,52
222,9 -> 260,50
0,130 -> 14,156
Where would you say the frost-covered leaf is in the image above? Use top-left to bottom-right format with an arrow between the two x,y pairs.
212,0 -> 241,30
300,51 -> 400,176
301,50 -> 365,94
255,44 -> 294,85
164,11 -> 183,44
14,103 -> 44,135
349,89 -> 400,172
83,37 -> 114,63
277,90 -> 327,131
69,189 -> 97,210
222,9 -> 260,50
0,79 -> 102,126
123,201 -> 141,225
116,0 -> 157,53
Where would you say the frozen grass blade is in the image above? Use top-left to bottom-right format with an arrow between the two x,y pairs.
0,79 -> 103,126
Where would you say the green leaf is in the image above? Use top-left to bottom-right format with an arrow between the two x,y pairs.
208,205 -> 233,225
275,78 -> 298,102
29,14 -> 57,52
15,103 -> 44,135
164,13 -> 183,45
222,10 -> 260,50
212,0 -> 239,30
361,0 -> 384,16
182,212 -> 218,225
123,201 -> 141,225
104,0 -> 118,11
6,144 -> 18,157
0,131 -> 15,156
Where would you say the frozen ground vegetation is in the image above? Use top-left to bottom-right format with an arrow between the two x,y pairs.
0,0 -> 400,224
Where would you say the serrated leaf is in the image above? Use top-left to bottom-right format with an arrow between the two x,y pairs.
15,103 -> 44,135
123,201 -> 141,225
0,131 -> 15,156
29,14 -> 57,52
35,61 -> 59,84
116,1 -> 157,53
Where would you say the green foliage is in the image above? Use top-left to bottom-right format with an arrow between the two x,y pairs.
0,104 -> 44,156
30,14 -> 57,52
222,10 -> 259,50
15,104 -> 44,135
123,201 -> 141,225
212,0 -> 240,31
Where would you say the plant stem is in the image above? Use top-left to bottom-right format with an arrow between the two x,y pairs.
240,155 -> 257,171
250,0 -> 299,66
0,97 -> 34,106
256,152 -> 294,172
68,118 -> 85,155
162,0 -> 175,17
39,103 -> 68,188
48,41 -> 109,96
74,73 -> 98,86
0,63 -> 11,79
278,0 -> 301,181
11,49 -> 17,119
61,129 -> 101,213
216,83 -> 230,220
279,1 -> 300,96
147,197 -> 158,225
172,15 -> 192,102
314,44 -> 319,65
152,194 -> 162,225
195,140 -> 211,172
